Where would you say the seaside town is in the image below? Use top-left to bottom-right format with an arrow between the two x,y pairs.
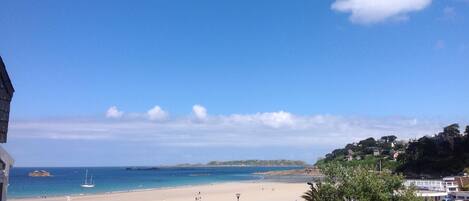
310,124 -> 469,201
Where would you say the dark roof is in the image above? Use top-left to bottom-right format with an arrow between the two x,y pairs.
0,56 -> 15,97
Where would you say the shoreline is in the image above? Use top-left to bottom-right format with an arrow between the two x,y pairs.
11,181 -> 309,201
9,175 -> 314,200
10,179 -> 264,200
10,167 -> 312,199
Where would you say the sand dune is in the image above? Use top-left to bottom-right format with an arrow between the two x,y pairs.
12,182 -> 309,201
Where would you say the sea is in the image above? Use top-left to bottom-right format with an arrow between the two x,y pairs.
8,166 -> 306,199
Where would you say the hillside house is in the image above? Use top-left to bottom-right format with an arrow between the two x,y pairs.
373,148 -> 380,156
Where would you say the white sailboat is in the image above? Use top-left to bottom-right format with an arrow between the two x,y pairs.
81,169 -> 95,188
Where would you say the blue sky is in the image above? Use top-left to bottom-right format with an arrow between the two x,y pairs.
1,0 -> 469,166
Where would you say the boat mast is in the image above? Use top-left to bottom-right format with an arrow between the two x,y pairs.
84,169 -> 88,184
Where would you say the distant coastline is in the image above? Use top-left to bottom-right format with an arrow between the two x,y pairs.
175,159 -> 309,167
124,160 -> 309,170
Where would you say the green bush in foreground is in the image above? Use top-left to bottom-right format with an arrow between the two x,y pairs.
303,163 -> 422,201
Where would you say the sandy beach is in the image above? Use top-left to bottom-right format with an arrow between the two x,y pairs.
12,181 -> 309,201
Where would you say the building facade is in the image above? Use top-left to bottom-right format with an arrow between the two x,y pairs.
404,179 -> 446,192
404,177 -> 469,201
0,56 -> 14,201
449,191 -> 469,201
444,177 -> 461,193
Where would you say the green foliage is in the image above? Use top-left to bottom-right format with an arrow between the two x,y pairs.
316,134 -> 406,172
302,163 -> 422,201
359,137 -> 377,148
397,124 -> 469,177
464,167 -> 469,174
443,123 -> 460,137
381,135 -> 398,143
317,124 -> 469,178
302,182 -> 342,201
317,155 -> 401,172
302,183 -> 319,201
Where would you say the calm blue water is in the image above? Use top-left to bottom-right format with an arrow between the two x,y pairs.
8,166 -> 302,198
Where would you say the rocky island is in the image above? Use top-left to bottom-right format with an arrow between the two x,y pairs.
28,170 -> 51,177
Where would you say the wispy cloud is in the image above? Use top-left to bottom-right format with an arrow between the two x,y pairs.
331,0 -> 432,24
9,107 -> 447,148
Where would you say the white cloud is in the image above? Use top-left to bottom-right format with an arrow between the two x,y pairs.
228,111 -> 295,128
147,106 -> 168,121
192,105 -> 207,121
331,0 -> 432,24
258,111 -> 295,128
9,111 -> 452,148
105,106 -> 124,119
10,107 -> 466,166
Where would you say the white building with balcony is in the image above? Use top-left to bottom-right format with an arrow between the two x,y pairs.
404,177 -> 466,201
444,177 -> 460,193
405,179 -> 446,192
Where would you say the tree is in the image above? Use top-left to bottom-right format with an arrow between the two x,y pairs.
359,137 -> 376,147
397,124 -> 469,177
465,126 -> 469,136
331,148 -> 347,157
442,123 -> 460,137
302,182 -> 342,201
303,162 -> 422,201
302,183 -> 319,201
381,135 -> 398,143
